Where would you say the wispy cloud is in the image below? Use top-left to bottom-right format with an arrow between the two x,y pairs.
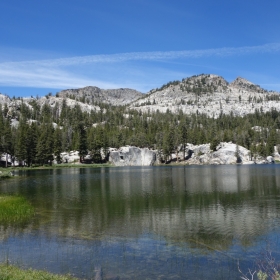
1,43 -> 280,67
0,43 -> 279,92
0,66 -> 120,89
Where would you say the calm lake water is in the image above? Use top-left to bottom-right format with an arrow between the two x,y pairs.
1,165 -> 280,279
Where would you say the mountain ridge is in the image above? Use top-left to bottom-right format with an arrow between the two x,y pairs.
129,74 -> 279,118
0,74 -> 279,119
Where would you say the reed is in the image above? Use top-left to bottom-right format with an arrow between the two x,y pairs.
0,264 -> 77,279
0,195 -> 34,224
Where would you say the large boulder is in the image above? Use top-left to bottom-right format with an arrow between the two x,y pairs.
266,156 -> 275,164
109,146 -> 156,166
60,151 -> 80,163
210,142 -> 250,164
181,142 -> 253,165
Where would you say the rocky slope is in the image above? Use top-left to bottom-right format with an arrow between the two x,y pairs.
0,94 -> 120,122
57,86 -> 143,106
0,86 -> 143,119
129,74 -> 280,118
36,95 -> 101,113
0,74 -> 279,119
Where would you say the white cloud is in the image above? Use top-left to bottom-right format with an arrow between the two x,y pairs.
0,43 -> 279,91
1,43 -> 280,67
0,66 -> 119,89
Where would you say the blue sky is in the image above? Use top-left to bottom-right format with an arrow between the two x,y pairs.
0,0 -> 280,97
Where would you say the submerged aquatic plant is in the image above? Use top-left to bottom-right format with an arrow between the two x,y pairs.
0,195 -> 34,224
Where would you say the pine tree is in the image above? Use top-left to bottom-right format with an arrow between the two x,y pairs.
235,145 -> 241,163
36,123 -> 54,165
53,127 -> 62,163
0,106 -> 4,154
1,118 -> 13,167
26,122 -> 38,166
257,140 -> 266,157
266,130 -> 276,156
178,119 -> 188,161
162,126 -> 174,163
155,131 -> 164,162
15,118 -> 28,165
78,122 -> 88,162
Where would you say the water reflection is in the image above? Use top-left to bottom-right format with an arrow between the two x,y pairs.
1,166 -> 280,244
1,165 -> 280,278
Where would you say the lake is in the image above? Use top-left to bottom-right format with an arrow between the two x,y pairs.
1,165 -> 280,279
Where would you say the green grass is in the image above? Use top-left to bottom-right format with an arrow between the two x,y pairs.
0,163 -> 112,172
0,195 -> 34,224
0,264 -> 77,280
0,164 -> 113,180
32,163 -> 113,169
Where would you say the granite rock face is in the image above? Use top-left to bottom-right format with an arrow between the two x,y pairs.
0,87 -> 142,120
109,146 -> 156,166
57,86 -> 143,106
129,74 -> 280,118
1,142 -> 275,167
0,94 -> 11,106
60,151 -> 80,163
177,142 -> 264,165
108,142 -> 273,167
211,143 -> 250,164
37,96 -> 101,114
1,74 -> 280,121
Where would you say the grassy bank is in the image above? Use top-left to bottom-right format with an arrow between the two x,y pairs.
0,163 -> 112,172
0,195 -> 34,224
28,163 -> 113,169
0,264 -> 77,280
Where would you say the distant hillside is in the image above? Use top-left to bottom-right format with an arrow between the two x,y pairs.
57,86 -> 143,106
0,86 -> 143,120
129,74 -> 280,118
0,74 -> 279,120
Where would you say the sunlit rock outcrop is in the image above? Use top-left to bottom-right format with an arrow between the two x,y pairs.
109,146 -> 156,166
129,74 -> 280,118
60,151 -> 80,163
175,142 -> 268,165
57,86 -> 143,106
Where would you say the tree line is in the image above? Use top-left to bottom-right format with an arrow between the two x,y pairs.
1,99 -> 280,166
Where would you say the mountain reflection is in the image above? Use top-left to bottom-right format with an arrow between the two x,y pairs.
1,165 -> 280,250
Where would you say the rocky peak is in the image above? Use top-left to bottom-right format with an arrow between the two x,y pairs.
57,86 -> 143,106
183,74 -> 227,85
231,77 -> 253,86
230,77 -> 266,93
180,74 -> 229,94
129,73 -> 280,118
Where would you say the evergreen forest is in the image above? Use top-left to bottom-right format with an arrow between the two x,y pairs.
1,98 -> 280,166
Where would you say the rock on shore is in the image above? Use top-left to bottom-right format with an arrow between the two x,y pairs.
1,142 -> 277,167
109,146 -> 156,166
183,142 -> 251,165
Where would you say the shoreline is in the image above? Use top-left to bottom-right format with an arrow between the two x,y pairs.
1,158 -> 279,181
1,160 -> 278,174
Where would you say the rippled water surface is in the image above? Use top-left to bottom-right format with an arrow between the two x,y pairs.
1,165 -> 280,279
